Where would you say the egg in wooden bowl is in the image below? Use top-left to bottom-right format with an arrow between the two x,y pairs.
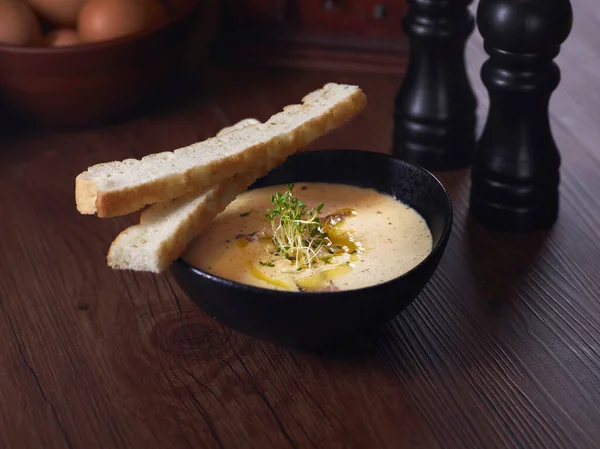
0,0 -> 199,127
171,149 -> 453,349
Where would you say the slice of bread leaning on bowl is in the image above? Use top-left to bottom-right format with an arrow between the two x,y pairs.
75,83 -> 368,273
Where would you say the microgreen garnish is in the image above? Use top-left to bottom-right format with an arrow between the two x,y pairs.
259,261 -> 275,267
265,184 -> 330,268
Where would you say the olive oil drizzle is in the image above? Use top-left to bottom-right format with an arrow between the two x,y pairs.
232,185 -> 365,291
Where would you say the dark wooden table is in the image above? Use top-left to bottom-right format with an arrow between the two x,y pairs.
1,2 -> 599,448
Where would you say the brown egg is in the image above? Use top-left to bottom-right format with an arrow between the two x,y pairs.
78,0 -> 168,43
43,28 -> 81,47
26,0 -> 86,28
0,0 -> 42,46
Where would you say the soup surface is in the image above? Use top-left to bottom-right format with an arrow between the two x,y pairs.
183,182 -> 433,292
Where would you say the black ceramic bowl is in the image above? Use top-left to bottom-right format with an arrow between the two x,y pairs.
171,149 -> 452,348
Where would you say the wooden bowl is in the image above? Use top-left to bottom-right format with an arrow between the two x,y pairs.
0,0 -> 199,127
171,150 -> 453,349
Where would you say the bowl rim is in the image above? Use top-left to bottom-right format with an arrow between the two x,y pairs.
175,149 -> 453,297
0,0 -> 199,54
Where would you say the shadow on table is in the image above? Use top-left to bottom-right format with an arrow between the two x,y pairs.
0,67 -> 206,144
280,328 -> 384,360
463,216 -> 552,312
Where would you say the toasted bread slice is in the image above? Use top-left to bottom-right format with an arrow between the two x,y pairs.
106,170 -> 262,273
107,120 -> 275,272
77,83 -> 367,218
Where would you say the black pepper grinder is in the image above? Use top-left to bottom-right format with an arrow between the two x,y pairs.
393,0 -> 477,171
469,0 -> 573,232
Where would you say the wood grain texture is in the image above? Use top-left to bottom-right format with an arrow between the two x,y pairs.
0,0 -> 599,447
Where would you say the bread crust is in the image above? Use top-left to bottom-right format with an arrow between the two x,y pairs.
76,84 -> 367,218
75,177 -> 99,214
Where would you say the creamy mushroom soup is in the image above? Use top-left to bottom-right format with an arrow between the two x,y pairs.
183,183 -> 432,292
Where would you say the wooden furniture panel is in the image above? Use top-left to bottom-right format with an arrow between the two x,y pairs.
232,0 -> 285,27
212,0 -> 409,74
296,0 -> 405,37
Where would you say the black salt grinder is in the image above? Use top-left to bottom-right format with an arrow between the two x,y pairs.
469,0 -> 573,232
393,0 -> 477,171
